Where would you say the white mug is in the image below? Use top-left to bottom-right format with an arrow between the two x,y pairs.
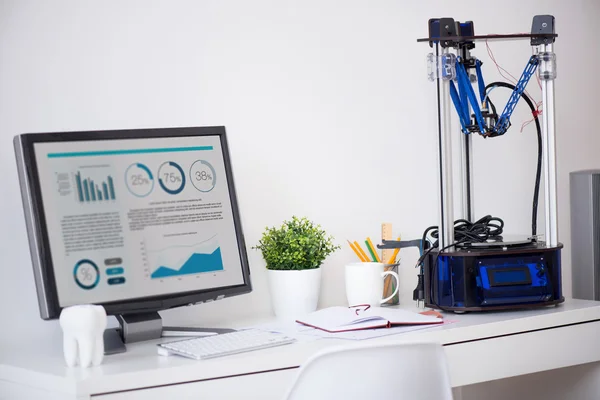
345,262 -> 400,307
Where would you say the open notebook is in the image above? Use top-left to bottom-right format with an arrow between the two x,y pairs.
296,306 -> 443,333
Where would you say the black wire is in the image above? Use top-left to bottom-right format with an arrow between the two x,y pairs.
415,215 -> 504,268
487,96 -> 497,116
486,96 -> 497,116
432,216 -> 504,243
484,82 -> 542,237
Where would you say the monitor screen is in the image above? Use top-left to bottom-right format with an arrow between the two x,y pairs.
15,127 -> 250,318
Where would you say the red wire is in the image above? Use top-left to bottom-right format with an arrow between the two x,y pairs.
485,39 -> 537,102
520,109 -> 543,132
485,40 -> 543,132
485,40 -> 519,84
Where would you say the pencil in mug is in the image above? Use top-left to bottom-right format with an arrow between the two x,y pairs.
383,237 -> 401,298
365,237 -> 381,263
353,241 -> 370,262
387,247 -> 401,265
365,239 -> 379,262
347,240 -> 368,262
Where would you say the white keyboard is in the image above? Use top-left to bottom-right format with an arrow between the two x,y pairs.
157,329 -> 296,360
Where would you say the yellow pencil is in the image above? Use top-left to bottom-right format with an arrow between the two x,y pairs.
366,237 -> 381,263
347,240 -> 367,262
383,236 -> 401,301
386,237 -> 402,264
354,241 -> 370,262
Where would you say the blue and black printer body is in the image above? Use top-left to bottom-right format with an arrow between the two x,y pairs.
424,244 -> 563,311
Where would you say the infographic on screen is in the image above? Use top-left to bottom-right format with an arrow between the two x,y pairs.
34,136 -> 245,307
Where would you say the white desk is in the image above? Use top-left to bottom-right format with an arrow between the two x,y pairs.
2,299 -> 600,400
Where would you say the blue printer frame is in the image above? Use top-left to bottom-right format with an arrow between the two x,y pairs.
416,16 -> 564,312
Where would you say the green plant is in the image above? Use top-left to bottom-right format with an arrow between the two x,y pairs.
254,216 -> 340,270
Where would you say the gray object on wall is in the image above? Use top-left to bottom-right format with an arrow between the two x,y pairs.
570,170 -> 600,300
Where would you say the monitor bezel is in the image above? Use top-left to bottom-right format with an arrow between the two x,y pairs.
14,126 -> 251,320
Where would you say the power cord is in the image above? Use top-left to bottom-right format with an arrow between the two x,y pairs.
485,82 -> 542,237
416,215 -> 504,268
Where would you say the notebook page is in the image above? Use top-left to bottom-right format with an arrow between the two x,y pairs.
362,307 -> 443,325
296,307 -> 388,332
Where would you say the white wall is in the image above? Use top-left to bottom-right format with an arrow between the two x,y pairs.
1,0 -> 599,343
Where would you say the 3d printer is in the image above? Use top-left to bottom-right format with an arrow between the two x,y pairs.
379,15 -> 564,312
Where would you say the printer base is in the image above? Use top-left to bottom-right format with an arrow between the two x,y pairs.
424,243 -> 564,312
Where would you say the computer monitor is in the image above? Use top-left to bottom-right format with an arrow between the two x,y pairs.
14,126 -> 251,352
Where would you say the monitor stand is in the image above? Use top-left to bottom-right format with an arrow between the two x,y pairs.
103,311 -> 236,355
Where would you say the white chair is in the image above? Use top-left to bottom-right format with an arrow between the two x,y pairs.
284,341 -> 453,400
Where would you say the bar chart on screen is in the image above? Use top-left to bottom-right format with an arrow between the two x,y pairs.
74,168 -> 116,203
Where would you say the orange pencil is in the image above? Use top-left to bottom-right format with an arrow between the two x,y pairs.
347,240 -> 368,262
386,237 -> 402,264
383,237 -> 401,298
354,241 -> 370,262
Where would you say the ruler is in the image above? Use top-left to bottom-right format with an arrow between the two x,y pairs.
381,222 -> 393,264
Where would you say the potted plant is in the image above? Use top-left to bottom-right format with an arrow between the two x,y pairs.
254,216 -> 340,319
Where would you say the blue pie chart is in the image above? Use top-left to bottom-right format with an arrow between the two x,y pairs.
74,259 -> 100,290
125,163 -> 154,197
158,161 -> 186,195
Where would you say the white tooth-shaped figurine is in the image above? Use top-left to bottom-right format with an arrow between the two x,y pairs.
59,305 -> 107,368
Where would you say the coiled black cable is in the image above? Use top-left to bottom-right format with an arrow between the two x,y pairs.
429,215 -> 504,245
417,215 -> 504,311
416,215 -> 504,268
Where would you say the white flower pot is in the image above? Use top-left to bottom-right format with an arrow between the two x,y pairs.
267,268 -> 322,319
